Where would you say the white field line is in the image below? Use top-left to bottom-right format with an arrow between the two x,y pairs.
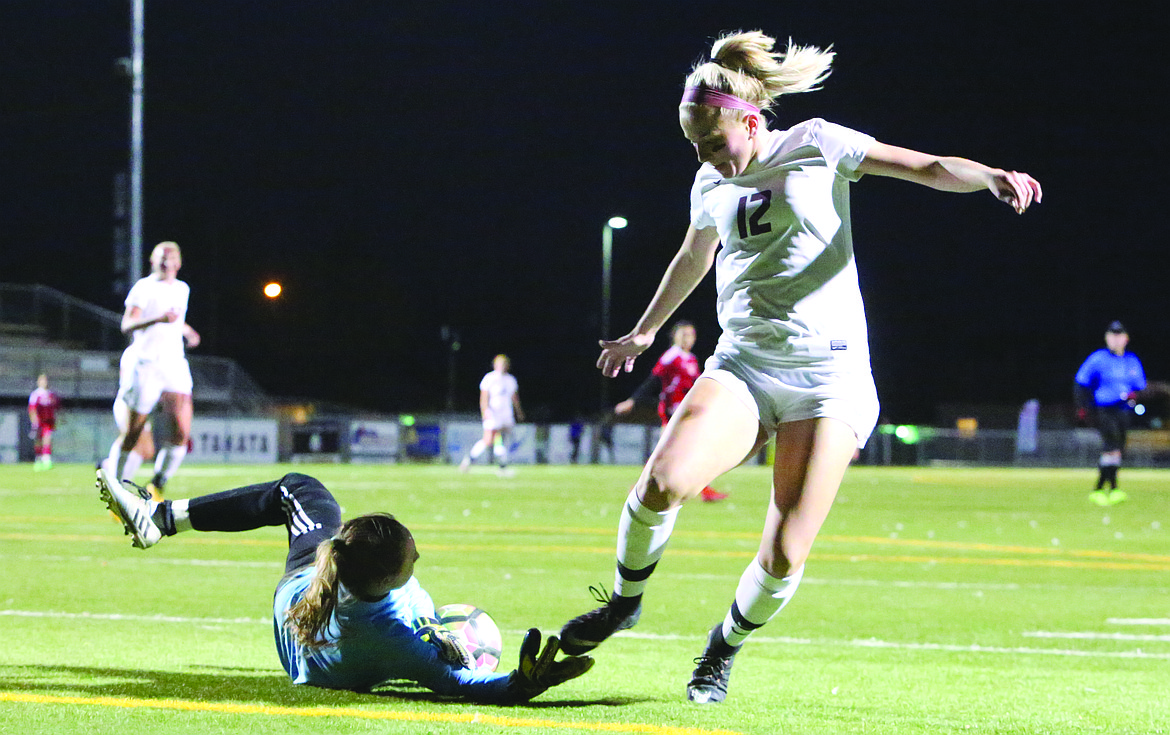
0,553 -> 280,569
6,609 -> 1169,660
0,610 -> 269,625
1023,631 -> 1170,642
611,630 -> 1170,659
1106,618 -> 1170,625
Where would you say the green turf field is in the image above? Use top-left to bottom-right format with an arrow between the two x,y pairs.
1,462 -> 1166,734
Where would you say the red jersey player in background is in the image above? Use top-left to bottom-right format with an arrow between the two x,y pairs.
28,373 -> 59,471
616,321 -> 727,502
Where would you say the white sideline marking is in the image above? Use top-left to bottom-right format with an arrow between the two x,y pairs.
0,610 -> 269,625
0,553 -> 279,569
1024,631 -> 1170,642
1107,618 -> 1170,626
611,631 -> 1170,659
3,553 -> 1161,593
6,608 -> 1169,660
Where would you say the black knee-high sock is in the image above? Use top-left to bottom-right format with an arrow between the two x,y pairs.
1104,465 -> 1119,489
1096,465 -> 1107,490
187,474 -> 332,532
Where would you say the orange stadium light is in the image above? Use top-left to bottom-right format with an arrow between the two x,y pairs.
263,282 -> 283,299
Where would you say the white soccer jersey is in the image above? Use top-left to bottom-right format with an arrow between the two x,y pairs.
690,118 -> 874,370
479,371 -> 519,428
125,275 -> 190,363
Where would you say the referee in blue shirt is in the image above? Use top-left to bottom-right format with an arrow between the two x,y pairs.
1074,321 -> 1146,505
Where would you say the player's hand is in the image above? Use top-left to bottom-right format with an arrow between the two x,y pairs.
161,309 -> 180,324
506,629 -> 594,702
413,617 -> 474,669
614,399 -> 636,416
597,333 -> 655,378
990,170 -> 1042,214
184,327 -> 201,349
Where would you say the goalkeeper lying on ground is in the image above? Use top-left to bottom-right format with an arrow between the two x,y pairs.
98,468 -> 592,702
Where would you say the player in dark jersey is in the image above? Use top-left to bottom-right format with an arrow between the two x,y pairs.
615,322 -> 727,501
1075,321 -> 1146,505
96,467 -> 593,702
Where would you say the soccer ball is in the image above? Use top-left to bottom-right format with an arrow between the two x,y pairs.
437,603 -> 503,672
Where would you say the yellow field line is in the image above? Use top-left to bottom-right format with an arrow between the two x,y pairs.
6,521 -> 1170,565
810,554 -> 1170,571
0,691 -> 741,735
817,535 -> 1170,562
4,533 -> 1168,571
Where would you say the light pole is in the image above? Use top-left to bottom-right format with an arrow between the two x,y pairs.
129,0 -> 145,281
600,216 -> 627,411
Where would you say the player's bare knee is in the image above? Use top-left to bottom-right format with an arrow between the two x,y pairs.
757,550 -> 802,578
644,461 -> 702,506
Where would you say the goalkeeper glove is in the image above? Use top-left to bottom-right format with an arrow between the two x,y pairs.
506,628 -> 594,702
412,617 -> 474,670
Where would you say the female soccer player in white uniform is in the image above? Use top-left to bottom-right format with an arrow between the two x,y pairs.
110,341 -> 157,482
103,241 -> 200,497
559,30 -> 1041,704
460,354 -> 524,474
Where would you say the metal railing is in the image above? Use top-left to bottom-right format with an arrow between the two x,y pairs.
0,283 -> 272,414
0,283 -> 125,351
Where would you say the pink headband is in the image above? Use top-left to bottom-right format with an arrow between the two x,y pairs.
680,86 -> 761,114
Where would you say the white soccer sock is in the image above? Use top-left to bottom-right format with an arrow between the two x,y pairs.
106,437 -> 127,479
613,489 -> 680,598
154,444 -> 188,482
468,440 -> 487,460
123,450 -> 144,481
720,560 -> 804,648
170,498 -> 192,533
493,443 -> 508,467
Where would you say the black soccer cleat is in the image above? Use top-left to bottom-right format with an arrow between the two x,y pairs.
686,625 -> 740,704
559,585 -> 642,656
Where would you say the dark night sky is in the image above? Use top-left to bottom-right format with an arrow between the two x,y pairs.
3,2 -> 1167,423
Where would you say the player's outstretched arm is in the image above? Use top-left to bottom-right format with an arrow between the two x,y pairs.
858,142 -> 1042,214
505,629 -> 594,702
598,224 -> 720,378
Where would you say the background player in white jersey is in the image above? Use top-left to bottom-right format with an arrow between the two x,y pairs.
460,354 -> 524,475
560,30 -> 1041,704
111,340 -> 157,483
103,241 -> 200,499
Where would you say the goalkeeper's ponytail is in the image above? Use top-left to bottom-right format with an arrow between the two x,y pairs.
286,513 -> 411,649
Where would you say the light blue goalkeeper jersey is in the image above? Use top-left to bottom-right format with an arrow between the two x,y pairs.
272,569 -> 512,700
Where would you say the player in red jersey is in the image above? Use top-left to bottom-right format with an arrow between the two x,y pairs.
616,322 -> 727,501
28,373 -> 60,471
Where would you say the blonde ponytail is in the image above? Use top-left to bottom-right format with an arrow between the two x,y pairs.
285,513 -> 411,650
287,538 -> 343,649
684,30 -> 834,115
